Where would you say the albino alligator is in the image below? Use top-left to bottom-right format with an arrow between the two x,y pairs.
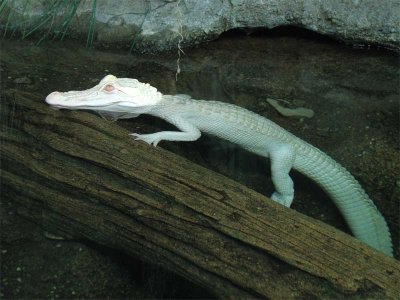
45,75 -> 393,256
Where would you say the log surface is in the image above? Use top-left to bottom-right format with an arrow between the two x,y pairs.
1,91 -> 399,299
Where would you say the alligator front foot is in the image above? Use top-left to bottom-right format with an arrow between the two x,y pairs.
130,133 -> 162,147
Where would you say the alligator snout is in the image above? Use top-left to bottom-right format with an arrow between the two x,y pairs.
45,91 -> 62,105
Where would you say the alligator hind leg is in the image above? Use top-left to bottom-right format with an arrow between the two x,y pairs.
269,146 -> 295,207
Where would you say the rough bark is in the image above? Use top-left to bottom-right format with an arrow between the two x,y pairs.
1,90 -> 399,299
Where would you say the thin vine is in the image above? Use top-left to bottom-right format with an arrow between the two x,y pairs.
175,0 -> 185,81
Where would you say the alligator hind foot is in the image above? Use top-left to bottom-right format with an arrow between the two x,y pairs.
270,192 -> 294,207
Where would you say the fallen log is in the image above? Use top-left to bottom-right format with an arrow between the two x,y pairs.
1,90 -> 399,299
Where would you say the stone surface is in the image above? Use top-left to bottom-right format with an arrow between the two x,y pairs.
2,0 -> 399,52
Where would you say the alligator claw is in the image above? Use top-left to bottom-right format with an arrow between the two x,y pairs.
271,192 -> 293,207
129,133 -> 161,147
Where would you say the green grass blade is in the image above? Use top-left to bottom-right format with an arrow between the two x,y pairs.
0,0 -> 9,16
86,0 -> 97,48
129,0 -> 151,53
59,0 -> 81,40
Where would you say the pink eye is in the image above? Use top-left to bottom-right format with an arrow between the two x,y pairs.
104,84 -> 115,92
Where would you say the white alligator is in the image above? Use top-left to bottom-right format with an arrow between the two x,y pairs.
45,75 -> 393,256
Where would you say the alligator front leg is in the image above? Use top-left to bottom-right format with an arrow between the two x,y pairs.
269,145 -> 295,207
130,117 -> 201,147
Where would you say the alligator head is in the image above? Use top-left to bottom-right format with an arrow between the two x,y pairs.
45,75 -> 162,113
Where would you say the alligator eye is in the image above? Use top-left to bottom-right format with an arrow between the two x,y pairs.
104,84 -> 115,92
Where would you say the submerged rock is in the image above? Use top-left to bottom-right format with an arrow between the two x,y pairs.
266,98 -> 315,119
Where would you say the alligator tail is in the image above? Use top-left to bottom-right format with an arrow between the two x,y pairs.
293,145 -> 393,257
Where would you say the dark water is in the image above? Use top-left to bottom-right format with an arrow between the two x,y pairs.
1,33 -> 399,298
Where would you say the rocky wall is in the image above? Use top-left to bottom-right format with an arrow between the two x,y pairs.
1,0 -> 399,52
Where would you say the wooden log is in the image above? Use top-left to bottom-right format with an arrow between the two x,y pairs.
1,90 -> 399,299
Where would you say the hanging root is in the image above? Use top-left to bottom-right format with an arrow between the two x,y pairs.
175,0 -> 185,81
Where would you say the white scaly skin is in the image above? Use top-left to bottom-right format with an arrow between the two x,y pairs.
46,75 -> 393,256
